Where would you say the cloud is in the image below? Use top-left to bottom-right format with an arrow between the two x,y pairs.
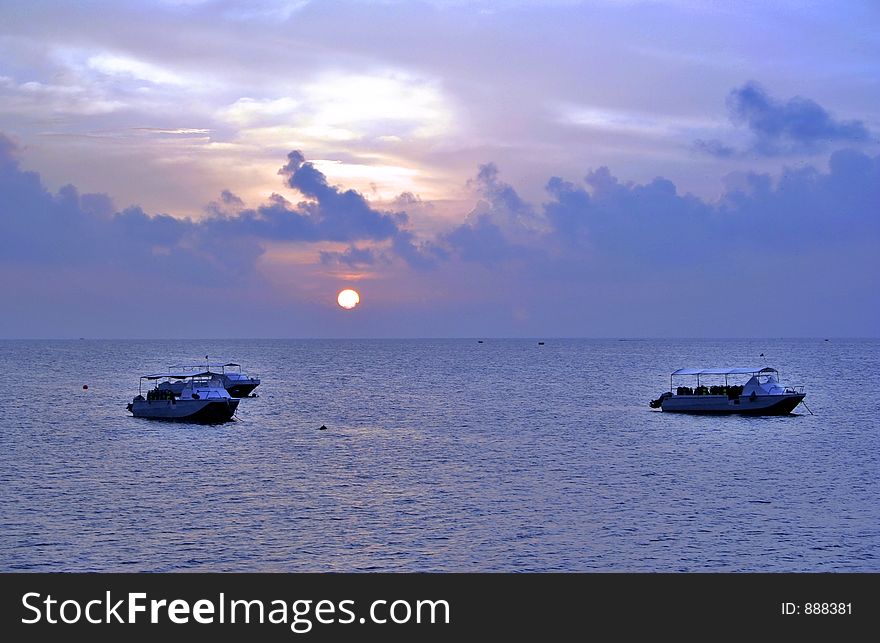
564,149 -> 878,263
443,162 -> 542,265
319,245 -> 381,268
320,232 -> 448,271
698,82 -> 872,157
444,145 -> 879,280
468,162 -> 538,230
298,71 -> 451,139
0,75 -> 126,117
0,132 -> 17,169
0,138 -> 444,288
543,175 -> 592,244
444,214 -> 524,265
692,138 -> 736,158
438,151 -> 878,335
219,96 -> 300,126
534,166 -> 728,272
275,150 -> 404,242
87,53 -> 188,86
390,229 -> 449,270
219,188 -> 244,207
274,151 -> 444,268
556,103 -> 712,138
2,130 -> 878,337
0,136 -> 267,282
218,1 -> 311,23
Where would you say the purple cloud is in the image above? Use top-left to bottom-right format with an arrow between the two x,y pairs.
729,82 -> 870,154
698,82 -> 872,158
277,150 -> 403,242
693,81 -> 871,158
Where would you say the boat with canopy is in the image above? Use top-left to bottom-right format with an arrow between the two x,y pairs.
159,361 -> 261,398
127,371 -> 239,422
650,366 -> 805,415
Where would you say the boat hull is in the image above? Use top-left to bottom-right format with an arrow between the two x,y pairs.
226,382 -> 259,398
661,393 -> 805,416
129,398 -> 239,423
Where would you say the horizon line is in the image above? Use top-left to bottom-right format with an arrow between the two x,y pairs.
0,336 -> 874,341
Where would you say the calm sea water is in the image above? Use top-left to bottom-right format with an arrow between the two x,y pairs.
0,338 -> 877,572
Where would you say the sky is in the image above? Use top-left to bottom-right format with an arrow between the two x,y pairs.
0,0 -> 878,338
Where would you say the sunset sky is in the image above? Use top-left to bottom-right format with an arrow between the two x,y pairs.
1,0 -> 878,337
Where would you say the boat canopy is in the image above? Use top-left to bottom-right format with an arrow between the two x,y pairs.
742,374 -> 786,396
141,371 -> 215,380
671,367 -> 777,376
168,362 -> 240,369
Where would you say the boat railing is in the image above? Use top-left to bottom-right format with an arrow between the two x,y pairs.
675,385 -> 744,396
165,363 -> 257,381
675,384 -> 803,396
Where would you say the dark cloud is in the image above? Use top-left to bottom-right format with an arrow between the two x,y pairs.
277,150 -> 403,242
445,147 -> 879,279
729,81 -> 870,154
263,151 -> 443,268
552,150 -> 878,267
717,148 -> 880,244
699,82 -> 872,157
539,167 -> 718,267
220,189 -> 244,207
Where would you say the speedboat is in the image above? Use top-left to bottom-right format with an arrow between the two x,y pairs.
650,367 -> 805,415
159,362 -> 261,398
127,372 -> 239,423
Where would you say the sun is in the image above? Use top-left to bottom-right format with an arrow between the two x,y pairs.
337,288 -> 360,310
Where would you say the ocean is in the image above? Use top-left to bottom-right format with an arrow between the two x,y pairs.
1,338 -> 877,571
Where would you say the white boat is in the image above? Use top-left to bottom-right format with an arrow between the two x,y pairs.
127,372 -> 239,423
650,366 -> 805,415
159,362 -> 261,398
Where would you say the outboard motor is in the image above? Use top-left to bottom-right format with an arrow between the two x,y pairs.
649,391 -> 672,408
